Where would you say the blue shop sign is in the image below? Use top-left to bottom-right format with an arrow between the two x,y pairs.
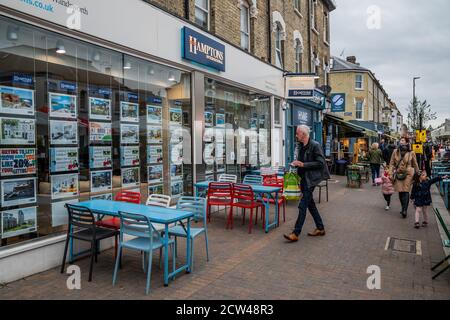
331,93 -> 346,112
12,73 -> 34,86
60,81 -> 77,91
288,89 -> 314,98
182,27 -> 226,72
148,97 -> 162,104
293,105 -> 313,127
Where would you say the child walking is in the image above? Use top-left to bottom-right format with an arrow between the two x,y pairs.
381,166 -> 395,210
410,171 -> 448,229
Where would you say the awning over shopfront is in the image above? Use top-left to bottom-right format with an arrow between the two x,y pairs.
324,114 -> 378,138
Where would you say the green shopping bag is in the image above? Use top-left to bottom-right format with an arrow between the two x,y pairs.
283,171 -> 302,201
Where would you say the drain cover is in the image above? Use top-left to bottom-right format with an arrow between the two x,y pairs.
385,237 -> 422,255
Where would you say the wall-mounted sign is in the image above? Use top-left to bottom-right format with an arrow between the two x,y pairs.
293,105 -> 313,127
182,27 -> 225,72
331,93 -> 346,112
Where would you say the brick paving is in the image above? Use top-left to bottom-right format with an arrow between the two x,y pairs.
1,175 -> 449,300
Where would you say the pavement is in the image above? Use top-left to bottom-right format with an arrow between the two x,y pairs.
0,175 -> 449,300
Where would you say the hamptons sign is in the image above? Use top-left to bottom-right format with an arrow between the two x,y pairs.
182,27 -> 226,72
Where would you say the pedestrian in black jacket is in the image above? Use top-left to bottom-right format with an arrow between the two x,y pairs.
284,125 -> 330,242
410,171 -> 447,229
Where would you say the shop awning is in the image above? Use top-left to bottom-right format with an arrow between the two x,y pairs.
324,114 -> 378,138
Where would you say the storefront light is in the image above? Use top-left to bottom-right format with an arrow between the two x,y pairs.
7,25 -> 19,41
168,71 -> 176,82
92,50 -> 101,62
148,66 -> 155,75
123,61 -> 132,69
56,40 -> 66,54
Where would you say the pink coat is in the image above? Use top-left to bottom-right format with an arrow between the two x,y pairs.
381,175 -> 395,195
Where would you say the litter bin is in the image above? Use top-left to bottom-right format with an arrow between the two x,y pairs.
336,159 -> 347,176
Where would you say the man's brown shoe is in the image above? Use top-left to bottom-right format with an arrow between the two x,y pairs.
283,233 -> 299,242
307,229 -> 325,237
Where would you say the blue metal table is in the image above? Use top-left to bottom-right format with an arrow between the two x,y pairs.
432,166 -> 450,178
443,179 -> 450,210
194,181 -> 281,233
76,200 -> 193,286
436,172 -> 450,196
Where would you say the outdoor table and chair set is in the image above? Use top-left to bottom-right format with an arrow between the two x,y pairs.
60,171 -> 284,294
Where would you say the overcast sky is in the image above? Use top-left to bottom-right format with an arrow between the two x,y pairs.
331,0 -> 450,128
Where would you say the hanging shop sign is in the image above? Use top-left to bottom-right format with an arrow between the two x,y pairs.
331,93 -> 346,112
416,130 -> 427,143
293,105 -> 313,127
182,27 -> 226,72
412,144 -> 423,155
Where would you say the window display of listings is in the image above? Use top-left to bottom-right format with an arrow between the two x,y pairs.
0,15 -> 193,249
0,86 -> 35,115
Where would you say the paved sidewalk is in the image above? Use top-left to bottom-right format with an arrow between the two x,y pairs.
1,175 -> 449,300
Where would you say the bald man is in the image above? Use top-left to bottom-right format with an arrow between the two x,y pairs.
284,125 -> 330,242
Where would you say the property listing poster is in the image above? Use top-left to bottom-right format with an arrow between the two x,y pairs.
122,167 -> 140,188
1,177 -> 37,207
51,199 -> 78,227
120,146 -> 140,167
170,164 -> 183,182
169,108 -> 182,125
90,193 -> 112,201
0,148 -> 36,176
51,173 -> 79,200
0,117 -> 36,145
147,105 -> 162,124
90,170 -> 112,193
1,206 -> 37,239
147,125 -> 162,144
147,145 -> 163,164
121,124 -> 139,144
148,184 -> 163,196
120,101 -> 139,123
49,92 -> 77,119
148,165 -> 163,184
171,181 -> 183,197
50,147 -> 79,172
90,122 -> 112,143
49,120 -> 77,145
0,86 -> 35,116
89,97 -> 111,121
215,113 -> 225,127
89,146 -> 112,169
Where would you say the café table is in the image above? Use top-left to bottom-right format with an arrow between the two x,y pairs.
75,199 -> 193,286
194,181 -> 282,233
443,179 -> 450,210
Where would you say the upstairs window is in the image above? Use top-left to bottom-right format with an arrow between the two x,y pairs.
240,2 -> 250,51
195,0 -> 209,30
295,40 -> 303,73
294,0 -> 300,12
324,12 -> 330,43
355,74 -> 364,89
275,25 -> 284,68
356,100 -> 364,120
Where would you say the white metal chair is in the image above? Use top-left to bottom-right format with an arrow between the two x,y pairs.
218,174 -> 237,183
145,194 -> 172,232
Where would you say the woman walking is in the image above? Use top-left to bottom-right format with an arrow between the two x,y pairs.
389,137 -> 419,218
368,143 -> 383,186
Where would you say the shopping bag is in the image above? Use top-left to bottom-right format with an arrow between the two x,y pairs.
374,177 -> 382,184
283,172 -> 302,201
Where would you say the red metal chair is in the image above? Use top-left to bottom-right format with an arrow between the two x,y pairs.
258,177 -> 286,226
206,182 -> 233,223
231,184 -> 265,233
95,190 -> 141,257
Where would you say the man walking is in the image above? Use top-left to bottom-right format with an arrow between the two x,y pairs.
284,125 -> 330,242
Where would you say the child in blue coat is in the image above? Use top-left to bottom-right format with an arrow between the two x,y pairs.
410,171 -> 448,229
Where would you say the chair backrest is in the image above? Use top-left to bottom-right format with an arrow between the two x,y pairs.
177,196 -> 207,222
146,194 -> 171,207
243,175 -> 263,185
207,182 -> 233,199
218,174 -> 237,183
232,184 -> 255,202
115,190 -> 141,204
434,208 -> 450,240
260,167 -> 276,176
118,211 -> 155,240
263,177 -> 284,190
66,204 -> 95,230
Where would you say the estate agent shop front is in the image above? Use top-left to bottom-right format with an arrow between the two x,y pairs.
0,0 -> 285,283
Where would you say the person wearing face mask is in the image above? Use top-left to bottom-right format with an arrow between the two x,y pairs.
389,137 -> 420,218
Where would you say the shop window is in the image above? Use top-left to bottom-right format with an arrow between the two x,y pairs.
0,16 -> 192,248
240,2 -> 250,51
274,98 -> 282,126
195,0 -> 209,30
203,79 -> 272,182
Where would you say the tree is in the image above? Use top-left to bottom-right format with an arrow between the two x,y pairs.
406,98 -> 436,131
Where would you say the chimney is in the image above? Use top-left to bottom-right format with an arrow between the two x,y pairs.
346,56 -> 357,64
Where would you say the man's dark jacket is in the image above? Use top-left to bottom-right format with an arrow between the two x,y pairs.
296,139 -> 330,187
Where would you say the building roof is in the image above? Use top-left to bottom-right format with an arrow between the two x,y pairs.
330,56 -> 370,72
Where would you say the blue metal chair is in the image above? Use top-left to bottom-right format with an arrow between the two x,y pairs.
243,175 -> 263,185
112,211 -> 175,295
168,196 -> 209,271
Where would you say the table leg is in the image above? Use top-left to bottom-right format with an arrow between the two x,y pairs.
164,224 -> 169,287
186,217 -> 191,274
264,193 -> 270,233
69,225 -> 73,263
275,191 -> 279,227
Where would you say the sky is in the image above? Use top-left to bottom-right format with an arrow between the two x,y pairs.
331,0 -> 450,129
